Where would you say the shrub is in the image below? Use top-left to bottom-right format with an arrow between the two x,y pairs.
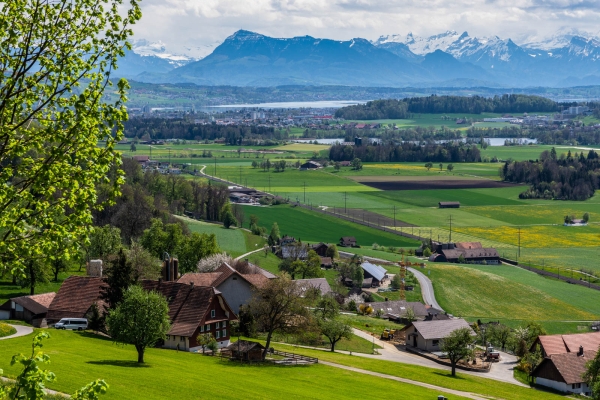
0,322 -> 16,338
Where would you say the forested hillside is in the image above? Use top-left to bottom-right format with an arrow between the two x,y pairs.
502,148 -> 600,200
335,95 -> 559,119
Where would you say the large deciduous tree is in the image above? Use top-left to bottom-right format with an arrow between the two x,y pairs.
441,327 -> 475,376
247,274 -> 311,360
0,0 -> 141,275
583,348 -> 600,399
106,286 -> 170,363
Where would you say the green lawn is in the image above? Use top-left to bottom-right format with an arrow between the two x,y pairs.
275,343 -> 564,400
369,187 -> 526,208
242,204 -> 419,247
339,314 -> 403,337
0,330 -> 469,400
428,263 -> 600,322
177,217 -> 247,257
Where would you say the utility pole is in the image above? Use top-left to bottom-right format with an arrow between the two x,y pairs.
393,205 -> 396,229
303,181 -> 306,203
268,175 -> 271,192
214,157 -> 216,177
239,166 -> 242,185
449,215 -> 453,242
343,192 -> 348,213
168,147 -> 171,166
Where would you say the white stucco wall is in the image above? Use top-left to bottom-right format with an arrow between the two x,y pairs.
164,335 -> 189,351
536,378 -> 589,394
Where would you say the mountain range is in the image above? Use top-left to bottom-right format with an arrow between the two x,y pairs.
117,29 -> 600,87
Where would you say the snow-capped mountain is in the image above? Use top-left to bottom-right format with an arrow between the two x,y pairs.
131,39 -> 196,67
115,29 -> 600,87
375,31 -> 464,55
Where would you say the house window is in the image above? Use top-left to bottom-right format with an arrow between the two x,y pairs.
211,309 -> 215,318
432,340 -> 439,346
222,321 -> 226,328
200,325 -> 204,332
180,336 -> 185,342
205,323 -> 210,331
222,329 -> 227,338
216,331 -> 220,339
216,322 -> 220,329
572,383 -> 581,389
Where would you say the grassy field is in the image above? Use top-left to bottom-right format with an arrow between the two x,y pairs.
0,330 -> 460,400
177,217 -> 248,257
275,343 -> 564,400
241,204 -> 419,247
428,263 -> 600,324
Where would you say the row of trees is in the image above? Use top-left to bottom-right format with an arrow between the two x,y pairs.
329,142 -> 481,163
502,148 -> 600,200
334,95 -> 558,119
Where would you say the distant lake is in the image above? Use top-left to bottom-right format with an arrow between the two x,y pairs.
205,100 -> 368,110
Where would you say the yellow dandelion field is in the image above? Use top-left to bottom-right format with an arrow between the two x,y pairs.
454,225 -> 600,248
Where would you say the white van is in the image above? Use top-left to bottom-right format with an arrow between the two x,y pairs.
54,318 -> 88,331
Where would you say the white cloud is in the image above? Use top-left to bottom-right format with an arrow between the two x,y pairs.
128,0 -> 600,58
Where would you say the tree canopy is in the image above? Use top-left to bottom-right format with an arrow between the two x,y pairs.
0,0 -> 141,275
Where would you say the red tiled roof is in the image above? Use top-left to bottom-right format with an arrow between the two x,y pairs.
538,335 -> 569,355
454,242 -> 483,250
537,332 -> 600,355
178,263 -> 270,290
178,272 -> 222,287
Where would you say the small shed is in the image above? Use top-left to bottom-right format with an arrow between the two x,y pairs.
225,340 -> 266,362
439,202 -> 460,209
299,161 -> 321,170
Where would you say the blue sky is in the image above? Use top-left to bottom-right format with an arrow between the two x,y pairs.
131,0 -> 600,58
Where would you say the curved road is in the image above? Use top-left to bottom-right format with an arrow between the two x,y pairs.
0,324 -> 33,340
407,267 -> 444,312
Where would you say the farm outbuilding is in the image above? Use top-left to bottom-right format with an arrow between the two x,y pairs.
224,340 -> 266,361
438,202 -> 460,208
299,161 -> 321,170
430,248 -> 500,264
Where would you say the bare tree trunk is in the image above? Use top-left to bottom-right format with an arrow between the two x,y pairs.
263,331 -> 273,360
136,345 -> 145,363
451,361 -> 456,376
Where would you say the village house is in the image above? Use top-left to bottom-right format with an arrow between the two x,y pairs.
177,262 -> 274,314
530,332 -> 600,395
402,319 -> 475,352
46,275 -> 238,351
0,292 -> 56,327
310,242 -> 329,257
299,161 -> 321,170
339,236 -> 357,247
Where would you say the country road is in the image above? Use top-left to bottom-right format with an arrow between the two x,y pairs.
407,267 -> 444,312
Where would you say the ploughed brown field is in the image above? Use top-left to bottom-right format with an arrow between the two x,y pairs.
350,176 -> 517,191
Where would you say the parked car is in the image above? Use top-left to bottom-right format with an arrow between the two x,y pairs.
54,318 -> 88,331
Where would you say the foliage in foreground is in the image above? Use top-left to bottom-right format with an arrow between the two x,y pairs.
0,333 -> 107,400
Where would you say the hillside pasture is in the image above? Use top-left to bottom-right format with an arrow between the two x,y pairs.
0,330 -> 459,400
240,204 -> 419,247
177,217 -> 247,256
368,187 -> 525,207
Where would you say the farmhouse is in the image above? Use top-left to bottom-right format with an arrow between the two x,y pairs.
0,292 -> 56,327
279,244 -> 308,260
299,161 -> 321,170
532,348 -> 595,395
310,242 -> 329,257
177,262 -> 272,314
528,332 -> 600,395
429,247 -> 500,265
339,236 -> 357,247
438,201 -> 460,209
47,276 -> 238,351
359,262 -> 388,287
402,318 -> 475,352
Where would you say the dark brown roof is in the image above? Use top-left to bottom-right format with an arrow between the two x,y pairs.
320,257 -> 333,266
178,272 -> 222,287
141,280 -> 235,337
534,350 -> 597,384
439,202 -> 460,206
47,276 -> 106,320
226,340 -> 265,352
11,292 -> 56,315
